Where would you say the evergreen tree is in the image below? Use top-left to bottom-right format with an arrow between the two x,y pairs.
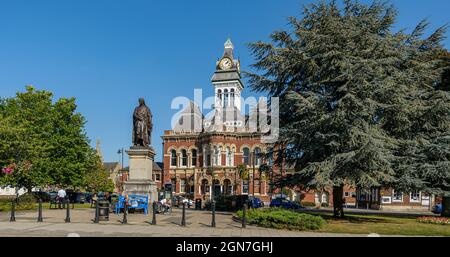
246,0 -> 449,217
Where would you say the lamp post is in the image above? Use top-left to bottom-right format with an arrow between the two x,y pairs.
117,148 -> 125,194
117,148 -> 125,170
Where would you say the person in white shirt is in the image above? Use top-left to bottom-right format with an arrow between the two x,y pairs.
57,188 -> 66,208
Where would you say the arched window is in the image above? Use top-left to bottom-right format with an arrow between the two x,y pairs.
254,147 -> 262,166
226,146 -> 233,166
223,89 -> 229,107
213,146 -> 220,166
217,89 -> 222,106
181,149 -> 187,167
170,150 -> 177,167
191,149 -> 197,167
243,147 -> 250,165
206,147 -> 211,167
267,147 -> 274,166
230,89 -> 235,107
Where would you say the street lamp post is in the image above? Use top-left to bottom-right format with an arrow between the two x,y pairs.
117,148 -> 124,170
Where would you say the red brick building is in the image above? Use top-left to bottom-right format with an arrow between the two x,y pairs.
161,39 -> 276,204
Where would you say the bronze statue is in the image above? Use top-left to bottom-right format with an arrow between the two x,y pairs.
132,98 -> 153,147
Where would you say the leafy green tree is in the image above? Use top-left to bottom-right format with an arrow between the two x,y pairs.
0,86 -> 99,191
84,153 -> 115,193
246,0 -> 449,217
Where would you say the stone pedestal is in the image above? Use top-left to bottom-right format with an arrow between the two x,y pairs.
123,146 -> 158,203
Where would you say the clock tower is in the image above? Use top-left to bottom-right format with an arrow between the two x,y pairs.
211,38 -> 243,111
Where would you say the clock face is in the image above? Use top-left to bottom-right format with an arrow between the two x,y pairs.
219,57 -> 233,70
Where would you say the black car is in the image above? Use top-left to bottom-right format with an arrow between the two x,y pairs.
67,191 -> 86,204
32,191 -> 51,202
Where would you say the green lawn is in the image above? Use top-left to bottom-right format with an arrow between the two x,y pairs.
0,202 -> 92,212
305,212 -> 450,236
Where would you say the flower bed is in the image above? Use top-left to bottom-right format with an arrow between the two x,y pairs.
236,207 -> 326,231
417,216 -> 450,225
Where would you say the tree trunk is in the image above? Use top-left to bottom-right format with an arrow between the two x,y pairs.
333,185 -> 345,218
442,196 -> 450,217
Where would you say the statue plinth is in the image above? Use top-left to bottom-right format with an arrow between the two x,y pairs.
123,146 -> 157,203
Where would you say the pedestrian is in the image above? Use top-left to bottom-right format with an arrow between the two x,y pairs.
57,188 -> 66,209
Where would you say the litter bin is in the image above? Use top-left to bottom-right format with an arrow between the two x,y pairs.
98,200 -> 110,221
195,199 -> 202,210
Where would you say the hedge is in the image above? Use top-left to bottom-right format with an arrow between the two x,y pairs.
0,193 -> 36,212
236,207 -> 325,231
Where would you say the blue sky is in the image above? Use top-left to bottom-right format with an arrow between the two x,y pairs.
0,0 -> 449,164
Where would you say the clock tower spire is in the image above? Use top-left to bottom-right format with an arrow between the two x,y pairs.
211,37 -> 243,111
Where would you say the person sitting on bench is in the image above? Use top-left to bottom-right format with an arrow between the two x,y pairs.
160,198 -> 171,214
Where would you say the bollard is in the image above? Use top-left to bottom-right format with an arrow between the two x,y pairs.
10,199 -> 16,222
122,204 -> 128,224
242,203 -> 247,228
94,200 -> 99,223
65,197 -> 71,223
211,200 -> 216,227
181,202 -> 186,226
37,198 -> 43,222
151,201 -> 157,225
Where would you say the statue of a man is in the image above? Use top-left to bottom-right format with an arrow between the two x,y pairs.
132,98 -> 153,147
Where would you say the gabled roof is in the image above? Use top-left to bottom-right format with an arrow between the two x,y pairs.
103,162 -> 120,172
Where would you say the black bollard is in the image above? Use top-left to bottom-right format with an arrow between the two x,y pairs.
37,198 -> 43,222
242,203 -> 247,228
122,204 -> 128,224
65,197 -> 71,223
181,202 -> 186,226
211,200 -> 216,227
10,199 -> 16,222
94,200 -> 99,223
151,201 -> 157,225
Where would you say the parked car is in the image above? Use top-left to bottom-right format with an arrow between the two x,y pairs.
84,192 -> 94,203
67,191 -> 86,203
32,191 -> 51,202
432,203 -> 442,214
269,198 -> 303,210
48,191 -> 58,202
248,197 -> 264,208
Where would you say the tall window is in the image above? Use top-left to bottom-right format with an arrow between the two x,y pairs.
171,178 -> 176,193
223,89 -> 229,107
230,89 -> 235,107
217,89 -> 222,106
213,146 -> 220,166
226,147 -> 233,166
242,181 -> 249,194
180,179 -> 186,193
243,147 -> 250,165
181,149 -> 187,167
206,148 -> 211,167
191,149 -> 197,167
254,147 -> 262,166
170,150 -> 177,167
267,148 -> 274,166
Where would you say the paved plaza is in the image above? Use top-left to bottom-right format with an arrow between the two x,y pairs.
0,207 -> 371,237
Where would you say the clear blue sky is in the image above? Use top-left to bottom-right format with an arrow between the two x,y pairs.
1,0 -> 449,165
